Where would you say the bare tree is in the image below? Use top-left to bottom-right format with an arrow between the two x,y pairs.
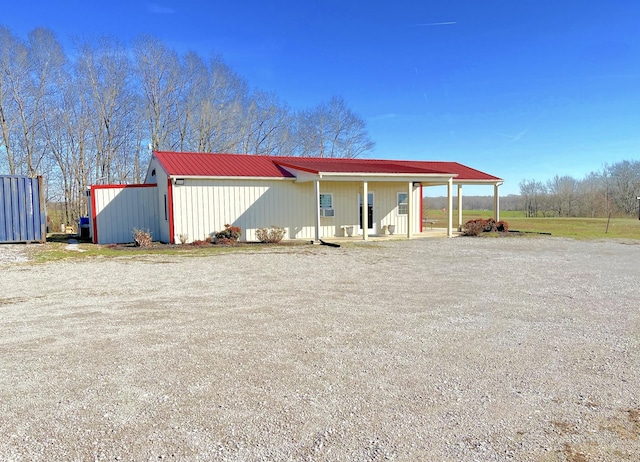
295,96 -> 375,158
519,179 -> 547,217
133,35 -> 181,151
239,90 -> 293,155
0,26 -> 21,174
16,28 -> 66,175
75,36 -> 139,183
605,160 -> 640,215
0,27 -> 65,175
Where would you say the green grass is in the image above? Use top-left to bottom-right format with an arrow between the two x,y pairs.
424,209 -> 640,240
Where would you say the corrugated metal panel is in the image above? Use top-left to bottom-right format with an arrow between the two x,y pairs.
90,185 -> 160,244
368,183 -> 421,236
154,151 -> 295,178
171,179 -> 316,242
152,151 -> 503,181
170,179 -> 421,242
0,175 -> 46,243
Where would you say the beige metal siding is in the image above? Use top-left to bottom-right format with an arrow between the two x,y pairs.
150,160 -> 171,243
371,183 -> 421,235
171,179 -> 317,242
318,182 -> 421,236
92,186 -> 160,244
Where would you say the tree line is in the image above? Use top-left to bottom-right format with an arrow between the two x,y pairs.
0,26 -> 375,224
520,160 -> 640,218
425,160 -> 640,219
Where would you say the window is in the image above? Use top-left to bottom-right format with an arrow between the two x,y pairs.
319,193 -> 334,217
319,193 -> 333,209
397,192 -> 408,215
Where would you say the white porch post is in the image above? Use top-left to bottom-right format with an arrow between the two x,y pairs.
457,184 -> 463,232
314,179 -> 321,242
362,181 -> 368,241
407,182 -> 412,239
447,178 -> 453,238
494,183 -> 500,222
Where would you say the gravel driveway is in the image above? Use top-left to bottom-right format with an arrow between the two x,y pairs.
0,237 -> 638,461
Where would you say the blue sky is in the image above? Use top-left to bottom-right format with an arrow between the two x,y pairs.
6,1 -> 640,195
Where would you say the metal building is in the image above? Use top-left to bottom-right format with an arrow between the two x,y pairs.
0,175 -> 46,244
88,152 -> 503,245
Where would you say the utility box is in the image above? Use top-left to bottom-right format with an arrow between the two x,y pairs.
78,216 -> 90,239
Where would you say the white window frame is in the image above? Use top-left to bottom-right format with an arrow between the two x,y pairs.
319,193 -> 334,217
397,192 -> 408,215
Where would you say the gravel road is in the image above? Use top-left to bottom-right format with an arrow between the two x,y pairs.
0,237 -> 639,461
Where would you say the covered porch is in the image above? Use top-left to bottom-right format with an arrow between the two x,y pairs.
274,158 -> 504,242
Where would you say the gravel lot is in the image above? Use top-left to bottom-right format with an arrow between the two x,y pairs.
0,237 -> 639,461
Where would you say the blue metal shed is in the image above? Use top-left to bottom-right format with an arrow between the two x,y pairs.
0,175 -> 46,243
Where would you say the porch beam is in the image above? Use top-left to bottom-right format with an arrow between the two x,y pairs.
314,179 -> 321,242
407,182 -> 412,239
447,178 -> 453,237
494,183 -> 500,222
457,184 -> 463,231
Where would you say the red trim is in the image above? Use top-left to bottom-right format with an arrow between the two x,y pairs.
89,184 -> 156,244
90,183 -> 156,190
167,178 -> 175,244
420,184 -> 424,232
90,187 -> 99,244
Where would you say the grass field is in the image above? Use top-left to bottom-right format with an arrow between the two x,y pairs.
424,209 -> 640,240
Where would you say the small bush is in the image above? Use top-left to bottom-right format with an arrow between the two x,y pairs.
463,219 -> 486,236
215,224 -> 242,244
133,228 -> 152,247
178,233 -> 189,244
463,219 -> 509,236
256,225 -> 286,244
191,239 -> 210,247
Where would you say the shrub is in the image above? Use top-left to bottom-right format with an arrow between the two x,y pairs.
463,219 -> 486,236
256,225 -> 286,244
133,228 -> 152,247
463,219 -> 509,236
215,224 -> 242,244
178,233 -> 189,244
496,220 -> 509,232
191,239 -> 210,246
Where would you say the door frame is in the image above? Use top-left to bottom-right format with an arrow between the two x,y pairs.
358,191 -> 375,234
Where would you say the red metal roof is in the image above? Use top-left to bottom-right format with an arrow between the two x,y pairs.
274,158 -> 444,175
153,151 -> 502,181
154,151 -> 295,178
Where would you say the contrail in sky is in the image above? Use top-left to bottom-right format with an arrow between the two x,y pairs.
415,22 -> 457,26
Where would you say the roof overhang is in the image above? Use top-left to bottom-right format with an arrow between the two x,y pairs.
167,175 -> 294,182
279,166 -> 456,183
423,179 -> 504,186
